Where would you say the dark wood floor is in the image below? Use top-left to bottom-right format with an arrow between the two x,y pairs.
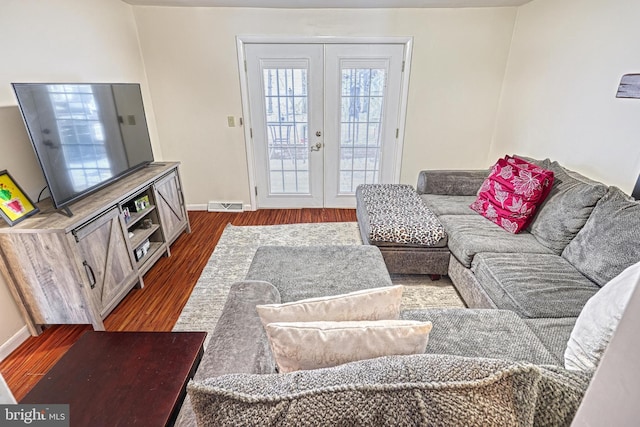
0,208 -> 356,401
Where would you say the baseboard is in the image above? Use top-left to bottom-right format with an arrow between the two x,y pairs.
187,203 -> 207,211
187,203 -> 254,212
0,326 -> 29,362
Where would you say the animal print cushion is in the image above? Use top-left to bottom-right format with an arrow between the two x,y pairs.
358,184 -> 446,247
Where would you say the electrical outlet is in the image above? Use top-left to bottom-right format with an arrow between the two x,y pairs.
227,116 -> 235,127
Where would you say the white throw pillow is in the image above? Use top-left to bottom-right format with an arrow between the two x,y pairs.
265,320 -> 432,373
256,285 -> 403,327
564,261 -> 640,371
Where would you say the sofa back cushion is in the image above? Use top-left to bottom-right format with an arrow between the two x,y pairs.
188,354 -> 591,427
527,162 -> 607,253
562,187 -> 640,287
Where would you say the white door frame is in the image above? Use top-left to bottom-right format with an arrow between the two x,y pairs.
237,35 -> 413,211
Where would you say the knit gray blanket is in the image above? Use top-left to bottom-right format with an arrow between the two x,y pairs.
188,354 -> 591,426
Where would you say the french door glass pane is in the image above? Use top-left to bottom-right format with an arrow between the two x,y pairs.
263,68 -> 309,194
339,68 -> 386,194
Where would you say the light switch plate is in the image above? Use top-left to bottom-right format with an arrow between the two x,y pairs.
227,116 -> 235,127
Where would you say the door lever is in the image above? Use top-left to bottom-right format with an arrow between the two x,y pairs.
310,142 -> 323,152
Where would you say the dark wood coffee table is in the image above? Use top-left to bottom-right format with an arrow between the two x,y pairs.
21,331 -> 206,427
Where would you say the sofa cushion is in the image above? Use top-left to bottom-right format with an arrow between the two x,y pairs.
256,285 -> 403,327
439,215 -> 554,268
471,253 -> 599,318
265,320 -> 432,373
420,194 -> 478,215
401,308 -> 558,365
356,184 -> 447,247
471,156 -> 554,233
527,162 -> 607,254
188,353 -> 590,427
524,318 -> 577,365
245,246 -> 393,302
564,261 -> 640,371
562,187 -> 640,287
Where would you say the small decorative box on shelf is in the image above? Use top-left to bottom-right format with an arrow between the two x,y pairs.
134,239 -> 151,261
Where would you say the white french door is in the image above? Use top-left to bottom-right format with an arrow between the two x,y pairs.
244,41 -> 406,208
246,44 -> 324,207
324,44 -> 404,207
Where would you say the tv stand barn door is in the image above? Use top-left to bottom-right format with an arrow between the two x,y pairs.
73,207 -> 138,317
0,162 -> 189,336
154,172 -> 188,245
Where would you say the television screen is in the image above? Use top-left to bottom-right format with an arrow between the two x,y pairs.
12,83 -> 155,210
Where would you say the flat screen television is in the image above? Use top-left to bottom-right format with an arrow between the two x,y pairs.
12,83 -> 155,214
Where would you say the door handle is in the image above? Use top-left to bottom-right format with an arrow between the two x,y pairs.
310,142 -> 323,152
83,261 -> 97,289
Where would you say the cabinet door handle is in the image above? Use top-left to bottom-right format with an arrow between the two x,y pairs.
83,261 -> 97,289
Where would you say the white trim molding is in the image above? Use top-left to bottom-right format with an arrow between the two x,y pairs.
186,203 -> 254,212
0,326 -> 29,362
186,203 -> 208,211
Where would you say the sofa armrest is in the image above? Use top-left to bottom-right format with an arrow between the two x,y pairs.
175,280 -> 281,427
195,280 -> 281,379
417,169 -> 489,196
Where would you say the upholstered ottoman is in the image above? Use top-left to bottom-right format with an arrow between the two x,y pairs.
245,245 -> 393,302
356,184 -> 450,276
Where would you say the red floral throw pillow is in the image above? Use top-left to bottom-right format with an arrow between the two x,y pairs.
470,156 -> 554,233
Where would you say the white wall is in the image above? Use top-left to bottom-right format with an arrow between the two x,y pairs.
132,7 -> 517,206
490,0 -> 640,192
0,0 -> 156,354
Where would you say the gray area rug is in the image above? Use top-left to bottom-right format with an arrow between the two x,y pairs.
173,222 -> 465,346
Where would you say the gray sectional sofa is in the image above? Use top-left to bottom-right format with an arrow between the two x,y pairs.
176,157 -> 638,426
352,157 -> 639,362
417,158 -> 640,353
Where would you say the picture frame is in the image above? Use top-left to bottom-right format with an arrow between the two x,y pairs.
134,195 -> 150,212
0,170 -> 39,226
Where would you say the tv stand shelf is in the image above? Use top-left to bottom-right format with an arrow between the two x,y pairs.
0,162 -> 190,336
127,205 -> 157,228
130,222 -> 160,250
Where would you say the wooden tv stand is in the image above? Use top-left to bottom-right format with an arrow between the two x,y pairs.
0,162 -> 190,336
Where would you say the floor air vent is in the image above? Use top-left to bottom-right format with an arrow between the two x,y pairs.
207,201 -> 244,212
